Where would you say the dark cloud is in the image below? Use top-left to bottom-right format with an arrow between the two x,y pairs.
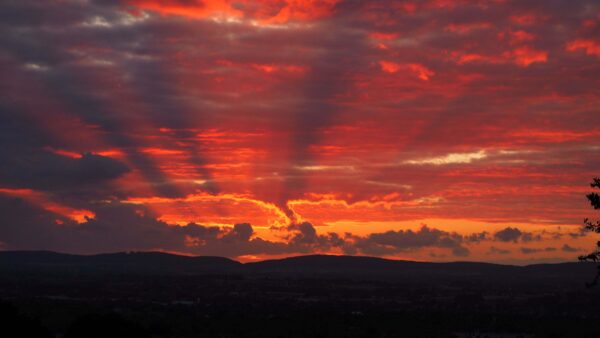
352,225 -> 471,257
287,222 -> 318,245
0,195 -> 272,256
494,227 -> 541,243
487,246 -> 511,255
0,101 -> 129,196
0,152 -> 129,191
465,232 -> 489,243
0,197 -> 481,258
452,246 -> 471,257
0,195 -> 340,257
494,227 -> 523,242
520,232 -> 542,243
561,244 -> 580,253
225,223 -> 254,242
520,247 -> 556,255
283,222 -> 352,254
568,228 -> 588,239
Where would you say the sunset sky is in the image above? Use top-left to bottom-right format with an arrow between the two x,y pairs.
1,0 -> 599,264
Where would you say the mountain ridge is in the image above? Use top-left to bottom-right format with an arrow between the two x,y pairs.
0,249 -> 588,266
0,249 -> 576,267
0,250 -> 596,286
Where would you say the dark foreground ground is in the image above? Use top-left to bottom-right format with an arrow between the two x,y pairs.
1,251 -> 600,338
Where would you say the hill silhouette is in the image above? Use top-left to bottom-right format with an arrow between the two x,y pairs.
0,251 -> 241,274
0,251 -> 594,285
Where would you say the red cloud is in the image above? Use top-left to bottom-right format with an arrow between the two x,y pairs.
379,61 -> 435,81
509,46 -> 548,67
566,39 -> 600,57
498,30 -> 536,44
369,32 -> 399,40
450,47 -> 548,67
510,14 -> 538,25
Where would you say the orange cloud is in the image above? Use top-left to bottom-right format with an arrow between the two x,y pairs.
125,192 -> 292,227
124,0 -> 340,24
124,0 -> 244,20
254,0 -> 340,24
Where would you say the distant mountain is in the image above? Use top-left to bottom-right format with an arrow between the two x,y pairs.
245,254 -> 517,275
0,251 -> 595,285
0,251 -> 241,275
245,255 -> 596,285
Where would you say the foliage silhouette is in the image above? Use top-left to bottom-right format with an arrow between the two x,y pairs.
578,178 -> 600,287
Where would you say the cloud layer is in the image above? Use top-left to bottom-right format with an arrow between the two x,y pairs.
1,0 -> 599,261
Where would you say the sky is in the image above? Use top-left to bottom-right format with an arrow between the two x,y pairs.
1,0 -> 599,264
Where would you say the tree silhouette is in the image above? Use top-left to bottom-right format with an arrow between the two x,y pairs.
578,178 -> 600,287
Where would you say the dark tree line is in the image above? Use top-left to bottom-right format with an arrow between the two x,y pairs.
578,178 -> 600,287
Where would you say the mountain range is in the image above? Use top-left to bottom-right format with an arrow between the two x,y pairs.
0,251 -> 596,286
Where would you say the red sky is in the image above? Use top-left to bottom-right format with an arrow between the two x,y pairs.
0,0 -> 599,263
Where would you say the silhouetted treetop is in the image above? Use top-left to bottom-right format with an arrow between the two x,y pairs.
578,178 -> 600,287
